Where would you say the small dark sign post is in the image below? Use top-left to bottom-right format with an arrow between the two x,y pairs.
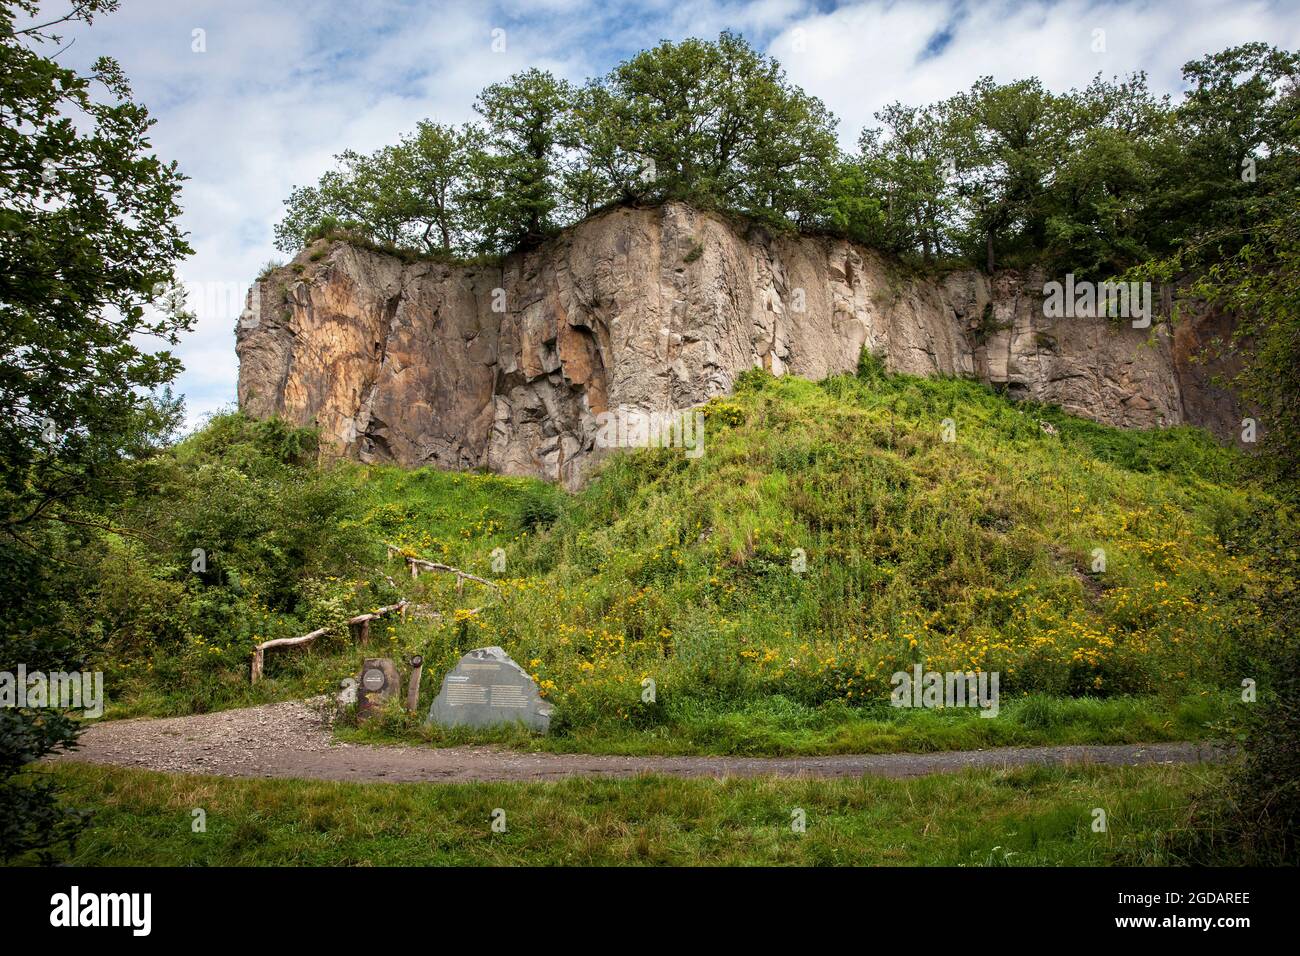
356,657 -> 400,720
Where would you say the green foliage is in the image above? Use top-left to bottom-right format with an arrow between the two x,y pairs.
0,708 -> 86,862
0,0 -> 192,526
1175,511 -> 1299,865
35,368 -> 1295,776
0,0 -> 190,864
517,483 -> 564,532
845,70 -> 1178,275
274,122 -> 484,255
29,760 -> 1227,866
471,69 -> 573,250
1152,44 -> 1299,249
276,32 -> 841,256
855,348 -> 889,383
1145,110 -> 1300,480
574,31 -> 839,226
971,303 -> 1007,345
73,413 -> 376,711
804,43 -> 1297,284
394,121 -> 484,253
852,102 -> 954,259
702,400 -> 745,429
821,158 -> 888,247
1214,638 -> 1300,864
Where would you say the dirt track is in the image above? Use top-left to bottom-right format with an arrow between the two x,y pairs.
47,700 -> 1228,784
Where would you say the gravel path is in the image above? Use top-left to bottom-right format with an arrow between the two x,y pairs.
49,700 -> 1227,784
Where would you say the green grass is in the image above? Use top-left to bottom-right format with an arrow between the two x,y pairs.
96,359 -> 1295,755
16,760 -> 1222,866
339,689 -> 1234,756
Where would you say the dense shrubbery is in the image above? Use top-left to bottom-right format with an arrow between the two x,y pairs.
83,413 -> 394,713
1170,512 -> 1299,865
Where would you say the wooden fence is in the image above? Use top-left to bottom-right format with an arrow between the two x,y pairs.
249,547 -> 503,682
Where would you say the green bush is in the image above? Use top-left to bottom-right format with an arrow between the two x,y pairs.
517,484 -> 564,531
0,709 -> 87,863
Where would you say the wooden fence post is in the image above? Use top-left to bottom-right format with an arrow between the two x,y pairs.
406,655 -> 424,713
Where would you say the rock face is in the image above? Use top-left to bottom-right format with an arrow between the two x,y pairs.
237,203 -> 1242,488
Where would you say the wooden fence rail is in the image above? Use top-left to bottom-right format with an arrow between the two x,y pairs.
250,547 -> 504,683
386,544 -> 505,599
250,601 -> 408,683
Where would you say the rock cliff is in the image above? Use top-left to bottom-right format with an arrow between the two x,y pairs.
236,203 -> 1241,488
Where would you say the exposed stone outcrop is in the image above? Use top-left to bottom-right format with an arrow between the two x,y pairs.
237,203 -> 1242,488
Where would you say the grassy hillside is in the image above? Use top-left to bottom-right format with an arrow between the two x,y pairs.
91,356 -> 1295,754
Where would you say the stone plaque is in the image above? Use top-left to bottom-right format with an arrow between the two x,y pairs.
427,646 -> 552,733
355,657 -> 400,719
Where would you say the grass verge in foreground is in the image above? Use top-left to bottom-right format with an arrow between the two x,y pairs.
18,761 -> 1221,866
337,689 -> 1233,756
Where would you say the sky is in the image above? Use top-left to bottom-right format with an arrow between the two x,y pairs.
42,0 -> 1300,430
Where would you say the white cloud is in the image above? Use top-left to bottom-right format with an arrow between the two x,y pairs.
774,0 -> 1300,149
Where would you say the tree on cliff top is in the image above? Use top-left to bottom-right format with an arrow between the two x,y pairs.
470,69 -> 573,251
569,31 -> 839,225
275,33 -> 840,254
274,122 -> 482,256
1140,45 -> 1300,479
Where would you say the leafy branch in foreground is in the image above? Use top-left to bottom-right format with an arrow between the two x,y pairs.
0,0 -> 191,862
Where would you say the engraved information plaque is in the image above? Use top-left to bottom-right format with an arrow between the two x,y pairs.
426,646 -> 552,733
